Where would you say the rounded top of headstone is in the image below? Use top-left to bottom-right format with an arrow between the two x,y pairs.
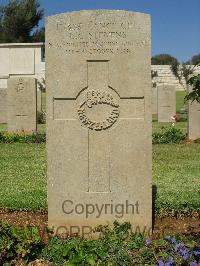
46,9 -> 150,20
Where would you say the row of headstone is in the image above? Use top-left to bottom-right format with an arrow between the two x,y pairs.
152,85 -> 200,138
0,10 -> 199,237
0,77 -> 37,132
188,96 -> 200,140
157,85 -> 176,122
152,84 -> 176,122
0,76 -> 199,139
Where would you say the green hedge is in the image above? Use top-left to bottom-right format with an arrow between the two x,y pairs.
0,126 -> 187,145
153,126 -> 186,144
0,131 -> 45,143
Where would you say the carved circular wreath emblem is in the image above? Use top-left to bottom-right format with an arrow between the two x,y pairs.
78,89 -> 120,131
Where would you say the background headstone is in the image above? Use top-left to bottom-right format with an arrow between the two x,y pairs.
46,10 -> 152,235
188,98 -> 200,140
37,87 -> 42,112
152,85 -> 158,115
0,88 -> 7,124
157,85 -> 176,122
7,77 -> 37,131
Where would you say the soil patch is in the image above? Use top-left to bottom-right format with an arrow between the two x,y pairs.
0,209 -> 199,240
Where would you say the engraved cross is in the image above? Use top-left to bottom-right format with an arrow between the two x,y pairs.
53,60 -> 144,193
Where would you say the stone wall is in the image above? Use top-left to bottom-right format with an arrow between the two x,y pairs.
0,43 -> 45,89
0,88 -> 7,123
152,65 -> 200,91
0,43 -> 199,92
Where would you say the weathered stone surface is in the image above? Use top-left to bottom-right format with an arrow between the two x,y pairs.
0,88 -> 7,123
10,48 -> 35,75
7,77 -> 37,131
37,87 -> 42,112
46,10 -> 152,236
152,85 -> 157,114
188,97 -> 200,140
0,48 -> 9,77
0,78 -> 8,89
157,85 -> 176,122
0,43 -> 45,90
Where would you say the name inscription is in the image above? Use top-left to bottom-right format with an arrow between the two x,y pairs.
48,19 -> 150,55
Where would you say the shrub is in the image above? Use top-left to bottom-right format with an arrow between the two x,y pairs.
41,237 -> 110,265
37,110 -> 46,124
0,222 -> 199,265
0,131 -> 46,143
153,126 -> 186,144
0,222 -> 43,264
179,115 -> 188,122
0,128 -> 188,145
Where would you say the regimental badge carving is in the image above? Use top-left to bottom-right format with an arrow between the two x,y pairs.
16,78 -> 25,92
78,89 -> 120,131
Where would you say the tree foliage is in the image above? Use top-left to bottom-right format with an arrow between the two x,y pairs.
185,53 -> 200,65
171,62 -> 194,89
171,61 -> 200,103
0,0 -> 44,43
32,26 -> 45,42
185,73 -> 200,103
151,54 -> 179,65
190,53 -> 200,65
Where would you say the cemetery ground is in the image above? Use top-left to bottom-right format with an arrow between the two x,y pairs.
0,91 -> 199,265
0,141 -> 199,265
0,142 -> 199,216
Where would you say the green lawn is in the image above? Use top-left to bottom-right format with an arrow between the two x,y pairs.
0,143 -> 46,210
176,90 -> 186,113
0,143 -> 199,213
0,124 -> 7,131
41,91 -> 46,110
153,144 -> 200,213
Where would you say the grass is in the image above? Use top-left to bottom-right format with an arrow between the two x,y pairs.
0,143 -> 46,210
0,124 -> 7,131
0,143 -> 199,214
41,91 -> 46,110
153,144 -> 200,213
176,90 -> 186,113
